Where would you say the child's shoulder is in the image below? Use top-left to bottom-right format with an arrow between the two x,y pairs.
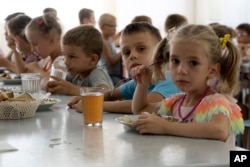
202,93 -> 238,106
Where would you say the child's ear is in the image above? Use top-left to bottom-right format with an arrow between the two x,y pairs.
89,54 -> 99,65
208,63 -> 220,79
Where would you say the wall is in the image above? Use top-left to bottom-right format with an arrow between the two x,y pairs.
0,0 -> 249,56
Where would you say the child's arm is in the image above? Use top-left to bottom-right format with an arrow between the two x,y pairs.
133,113 -> 230,142
131,65 -> 155,114
13,49 -> 26,73
0,57 -> 16,72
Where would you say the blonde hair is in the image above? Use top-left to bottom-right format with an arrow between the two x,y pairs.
153,24 -> 241,95
25,13 -> 62,40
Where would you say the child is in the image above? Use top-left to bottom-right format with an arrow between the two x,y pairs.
131,24 -> 244,145
236,23 -> 250,59
68,22 -> 180,113
1,12 -> 24,62
46,25 -> 114,95
14,13 -> 64,79
0,14 -> 41,72
164,13 -> 188,35
2,14 -> 41,72
78,8 -> 96,26
98,13 -> 124,86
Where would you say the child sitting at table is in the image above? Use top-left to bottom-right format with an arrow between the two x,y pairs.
13,13 -> 64,79
0,14 -> 41,72
45,25 -> 114,95
68,22 -> 180,113
131,24 -> 244,145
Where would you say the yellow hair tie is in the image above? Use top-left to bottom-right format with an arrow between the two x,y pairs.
219,34 -> 230,49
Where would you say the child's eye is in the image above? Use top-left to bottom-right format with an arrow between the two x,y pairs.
122,50 -> 130,57
69,55 -> 75,59
189,60 -> 198,66
137,47 -> 145,52
171,58 -> 179,65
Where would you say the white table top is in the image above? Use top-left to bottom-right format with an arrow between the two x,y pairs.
0,95 -> 248,167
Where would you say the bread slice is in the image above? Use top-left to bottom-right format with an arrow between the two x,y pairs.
8,93 -> 34,101
0,91 -> 14,101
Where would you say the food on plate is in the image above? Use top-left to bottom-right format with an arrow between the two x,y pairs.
0,73 -> 11,79
41,98 -> 58,104
163,116 -> 180,122
119,116 -> 134,124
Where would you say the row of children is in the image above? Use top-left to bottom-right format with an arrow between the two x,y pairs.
0,9 -> 245,147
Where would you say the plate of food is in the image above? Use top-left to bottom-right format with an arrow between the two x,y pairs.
0,73 -> 21,85
115,114 -> 181,131
115,115 -> 139,131
37,98 -> 61,111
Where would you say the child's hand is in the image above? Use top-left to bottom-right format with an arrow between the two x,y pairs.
47,76 -> 76,95
132,112 -> 168,134
130,65 -> 152,84
67,96 -> 82,112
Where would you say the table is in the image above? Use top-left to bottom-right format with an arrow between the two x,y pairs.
0,95 -> 248,167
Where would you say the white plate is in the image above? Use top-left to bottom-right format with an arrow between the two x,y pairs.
1,79 -> 22,85
115,115 -> 139,131
115,115 -> 181,131
37,98 -> 61,111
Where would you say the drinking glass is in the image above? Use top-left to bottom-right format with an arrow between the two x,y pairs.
21,73 -> 41,94
80,87 -> 104,126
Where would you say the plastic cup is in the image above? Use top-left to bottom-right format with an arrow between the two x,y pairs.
21,73 -> 41,94
49,64 -> 67,81
80,87 -> 104,126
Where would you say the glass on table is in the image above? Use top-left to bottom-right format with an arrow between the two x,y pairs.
80,87 -> 104,127
21,73 -> 41,94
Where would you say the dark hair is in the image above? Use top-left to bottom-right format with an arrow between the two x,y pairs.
164,13 -> 188,33
7,14 -> 32,42
63,25 -> 103,58
78,8 -> 94,24
131,15 -> 152,24
5,12 -> 25,21
236,23 -> 250,35
211,24 -> 236,39
122,22 -> 162,42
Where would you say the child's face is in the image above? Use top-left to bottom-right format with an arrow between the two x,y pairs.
101,19 -> 116,38
120,32 -> 159,72
63,45 -> 97,76
25,29 -> 52,58
169,41 -> 218,93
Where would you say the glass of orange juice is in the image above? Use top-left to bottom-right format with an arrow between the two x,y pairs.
80,87 -> 104,126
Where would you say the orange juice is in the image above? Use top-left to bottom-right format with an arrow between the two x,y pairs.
82,92 -> 104,126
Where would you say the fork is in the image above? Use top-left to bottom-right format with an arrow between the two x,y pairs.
109,60 -> 166,98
